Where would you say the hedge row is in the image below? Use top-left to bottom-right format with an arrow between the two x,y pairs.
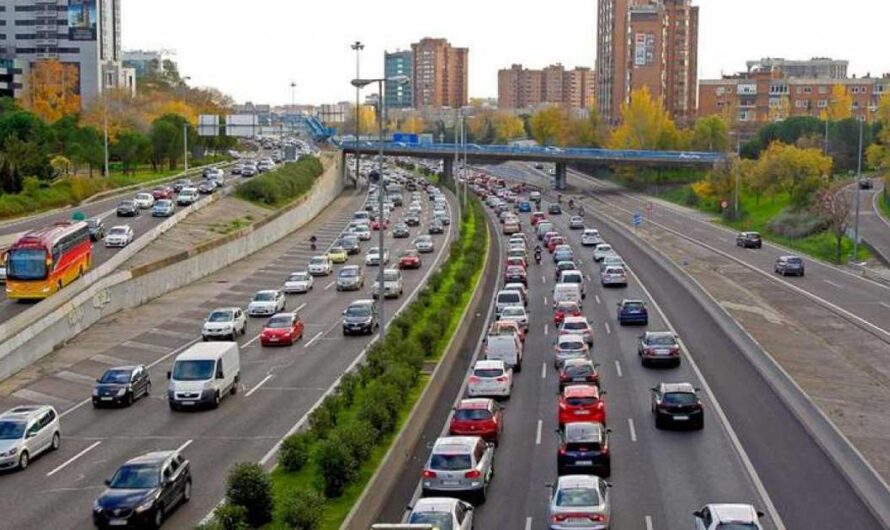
203,195 -> 487,530
234,156 -> 323,207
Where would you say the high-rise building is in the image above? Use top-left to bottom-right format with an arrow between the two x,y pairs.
745,57 -> 849,80
498,63 -> 594,110
0,57 -> 26,99
384,50 -> 413,109
122,49 -> 177,79
596,0 -> 698,123
411,37 -> 468,108
0,0 -> 134,107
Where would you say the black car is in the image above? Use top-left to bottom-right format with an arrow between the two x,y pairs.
548,204 -> 562,215
651,382 -> 704,430
556,422 -> 611,477
87,218 -> 106,241
342,300 -> 378,336
735,231 -> 762,249
116,200 -> 140,217
340,236 -> 361,255
92,365 -> 151,407
93,451 -> 191,529
859,178 -> 874,190
428,221 -> 445,235
392,223 -> 410,238
405,215 -> 421,227
197,181 -> 216,195
775,255 -> 805,277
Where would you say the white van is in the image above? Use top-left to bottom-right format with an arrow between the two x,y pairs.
167,342 -> 240,411
485,333 -> 524,371
552,283 -> 583,307
559,270 -> 586,299
496,290 -> 524,316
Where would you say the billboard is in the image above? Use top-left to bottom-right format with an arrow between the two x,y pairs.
225,114 -> 259,138
67,0 -> 97,41
634,33 -> 655,67
198,115 -> 220,137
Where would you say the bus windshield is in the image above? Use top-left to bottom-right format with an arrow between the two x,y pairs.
6,249 -> 47,280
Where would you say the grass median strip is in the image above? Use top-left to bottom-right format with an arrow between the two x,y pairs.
198,197 -> 488,530
235,156 -> 324,209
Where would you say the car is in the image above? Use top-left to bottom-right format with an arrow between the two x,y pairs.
133,193 -> 155,209
449,398 -> 504,444
241,164 -> 258,177
392,223 -> 410,238
638,331 -> 681,367
547,235 -> 566,253
92,451 -> 191,529
283,271 -> 314,294
247,290 -> 286,317
694,504 -> 764,530
152,199 -> 175,217
775,255 -> 805,277
202,307 -> 247,340
172,179 -> 192,192
308,255 -> 333,276
398,249 -> 422,269
372,268 -> 404,299
365,246 -> 390,266
489,319 -> 525,342
421,436 -> 495,503
503,265 -> 528,286
599,255 -> 625,273
197,181 -> 216,194
429,220 -> 445,234
858,178 -> 873,190
327,246 -> 348,264
569,216 -> 585,229
554,300 -> 582,326
555,334 -> 590,368
518,200 -> 532,213
736,231 -> 762,249
505,256 -> 528,270
176,188 -> 198,206
407,497 -> 475,530
554,260 -> 579,281
152,186 -> 173,200
116,199 -> 140,217
105,225 -> 134,248
560,316 -> 594,345
86,217 -> 106,241
617,299 -> 648,326
559,359 -> 600,390
534,163 -> 545,170
414,235 -> 435,253
581,229 -> 602,247
553,248 -> 575,265
559,270 -> 586,299
593,244 -> 614,262
600,266 -> 628,287
651,382 -> 704,429
503,218 -> 520,235
499,304 -> 529,333
548,475 -> 611,529
557,422 -> 611,477
536,222 -> 555,240
336,265 -> 364,291
559,384 -> 606,426
531,212 -> 547,226
92,365 -> 151,408
548,204 -> 563,215
467,359 -> 513,399
230,164 -> 244,175
342,299 -> 378,335
340,235 -> 361,255
0,405 -> 61,471
370,217 -> 389,231
260,312 -> 305,346
405,214 -> 421,227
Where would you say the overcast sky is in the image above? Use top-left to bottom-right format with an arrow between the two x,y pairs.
123,0 -> 889,106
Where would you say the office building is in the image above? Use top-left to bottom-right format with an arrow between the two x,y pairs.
746,57 -> 848,80
498,63 -> 595,110
0,57 -> 26,98
0,0 -> 133,107
122,48 -> 177,78
384,49 -> 413,109
596,0 -> 699,123
411,37 -> 468,108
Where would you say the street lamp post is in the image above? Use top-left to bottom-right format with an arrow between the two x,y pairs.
103,94 -> 109,177
290,81 -> 297,136
853,119 -> 864,262
351,41 -> 365,187
182,76 -> 192,173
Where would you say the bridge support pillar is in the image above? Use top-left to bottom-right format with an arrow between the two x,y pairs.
442,157 -> 454,184
554,162 -> 567,190
340,150 -> 351,188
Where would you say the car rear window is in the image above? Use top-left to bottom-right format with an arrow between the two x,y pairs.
647,335 -> 675,346
556,487 -> 600,507
563,321 -> 586,331
566,441 -> 603,452
787,257 -> 803,264
474,368 -> 504,378
565,364 -> 593,377
560,340 -> 585,350
454,409 -> 493,421
498,293 -> 520,304
663,392 -> 698,405
430,453 -> 472,470
565,397 -> 597,406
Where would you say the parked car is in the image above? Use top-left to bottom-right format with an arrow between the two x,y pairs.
775,255 -> 805,277
547,475 -> 611,529
557,421 -> 611,477
86,217 -> 106,241
283,271 -> 313,294
694,504 -> 764,530
558,384 -> 606,426
736,231 -> 762,249
342,299 -> 378,335
651,382 -> 704,429
152,199 -> 175,217
638,331 -> 682,368
0,405 -> 61,471
467,360 -> 513,399
260,312 -> 305,346
92,365 -> 151,407
421,436 -> 495,503
247,290 -> 286,317
104,225 -> 134,248
617,299 -> 648,326
116,199 -> 140,217
202,307 -> 247,340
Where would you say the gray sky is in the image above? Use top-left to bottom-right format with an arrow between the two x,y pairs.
123,0 -> 889,106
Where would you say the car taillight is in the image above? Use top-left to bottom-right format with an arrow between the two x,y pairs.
468,375 -> 480,383
596,401 -> 604,409
422,470 -> 437,479
465,469 -> 481,479
670,347 -> 680,356
496,376 -> 507,382
559,401 -> 567,410
601,445 -> 609,455
558,445 -> 566,455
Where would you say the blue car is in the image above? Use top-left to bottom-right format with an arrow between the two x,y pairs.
152,199 -> 175,217
557,422 -> 611,477
617,299 -> 648,325
518,201 -> 532,213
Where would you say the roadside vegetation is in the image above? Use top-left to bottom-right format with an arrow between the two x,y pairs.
197,197 -> 488,530
234,156 -> 324,208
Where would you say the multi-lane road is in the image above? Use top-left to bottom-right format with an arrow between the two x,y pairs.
0,176 -> 454,528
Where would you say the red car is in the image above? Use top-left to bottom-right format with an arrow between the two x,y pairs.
553,301 -> 582,325
152,186 -> 173,200
398,249 -> 422,269
548,236 -> 567,253
504,257 -> 527,270
503,265 -> 527,286
449,398 -> 504,444
260,312 -> 305,346
543,231 -> 561,247
559,385 -> 606,426
371,218 -> 389,231
531,212 -> 547,226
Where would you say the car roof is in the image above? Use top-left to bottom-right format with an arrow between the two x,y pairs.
413,497 -> 461,512
254,289 -> 279,295
124,451 -> 176,466
562,316 -> 589,324
564,421 -> 604,440
710,504 -> 759,523
0,405 -> 54,421
661,382 -> 696,394
622,299 -> 644,305
558,334 -> 586,342
341,265 -> 360,271
458,398 -> 494,410
475,359 -> 506,370
645,331 -> 675,339
351,299 -> 375,306
557,474 -> 601,489
102,365 -> 140,373
433,436 -> 479,452
564,385 -> 599,397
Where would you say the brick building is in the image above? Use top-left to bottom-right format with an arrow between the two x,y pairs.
498,63 -> 595,110
411,37 -> 468,109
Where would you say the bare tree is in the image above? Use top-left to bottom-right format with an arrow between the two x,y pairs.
813,183 -> 853,263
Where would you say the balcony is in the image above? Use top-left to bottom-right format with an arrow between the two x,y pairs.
36,51 -> 58,60
35,38 -> 58,47
36,24 -> 57,32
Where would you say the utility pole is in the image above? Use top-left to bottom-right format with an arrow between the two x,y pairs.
734,136 -> 741,220
376,79 -> 386,340
853,119 -> 864,262
290,81 -> 297,136
351,41 -> 364,187
183,123 -> 189,173
103,94 -> 109,177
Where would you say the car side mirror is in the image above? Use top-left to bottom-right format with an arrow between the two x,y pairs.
104,479 -> 111,486
26,431 -> 37,439
342,310 -> 347,315
96,378 -> 102,383
606,428 -> 612,433
650,387 -> 657,392
166,371 -> 171,380
693,510 -> 703,518
695,387 -> 701,392
756,511 -> 764,518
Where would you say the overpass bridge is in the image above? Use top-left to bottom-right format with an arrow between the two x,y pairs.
334,140 -> 726,189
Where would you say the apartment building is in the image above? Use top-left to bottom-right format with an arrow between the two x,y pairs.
498,63 -> 595,110
411,37 -> 468,108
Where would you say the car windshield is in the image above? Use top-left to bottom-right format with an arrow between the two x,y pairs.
109,464 -> 160,489
454,409 -> 493,421
289,273 -> 309,282
474,368 -> 504,378
562,274 -> 581,283
558,262 -> 576,270
119,200 -> 134,207
560,340 -> 585,350
502,307 -> 524,317
108,228 -> 128,236
0,421 -> 25,440
87,219 -> 100,228
330,247 -> 344,254
208,311 -> 233,322
647,335 -> 676,346
99,370 -> 132,384
6,249 -> 47,280
172,359 -> 216,381
340,268 -> 358,277
598,246 -> 612,252
310,257 -> 326,265
266,316 -> 293,329
346,305 -> 372,317
254,292 -> 276,301
506,267 -> 523,274
400,250 -> 418,257
664,392 -> 698,405
136,194 -> 151,200
156,200 -> 171,207
430,453 -> 472,471
384,271 -> 400,281
556,487 -> 600,507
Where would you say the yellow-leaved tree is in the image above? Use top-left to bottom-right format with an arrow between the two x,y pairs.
754,142 -> 832,211
530,106 -> 570,146
401,116 -> 426,134
25,60 -> 81,123
608,87 -> 681,150
491,113 -> 526,144
822,84 -> 853,121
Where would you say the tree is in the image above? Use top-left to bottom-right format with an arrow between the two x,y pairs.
280,489 -> 325,530
609,87 -> 681,150
755,143 -> 832,210
25,60 -> 81,123
530,106 -> 570,146
224,463 -> 273,528
111,131 -> 152,174
565,109 -> 603,147
150,114 -> 190,170
741,116 -> 824,159
491,113 -> 526,144
813,183 -> 853,263
49,155 -> 72,178
400,115 -> 426,134
692,115 -> 730,152
823,84 -> 853,121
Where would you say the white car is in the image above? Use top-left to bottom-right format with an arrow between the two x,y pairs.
133,192 -> 154,209
601,265 -> 628,287
555,334 -> 590,368
502,283 -> 528,305
569,216 -> 585,229
365,246 -> 390,266
414,235 -> 435,253
372,268 -> 403,299
407,497 -> 474,530
176,188 -> 199,206
593,243 -> 615,262
354,225 -> 372,241
247,289 -> 286,316
694,504 -> 764,530
104,225 -> 134,248
600,254 -> 626,272
467,359 -> 513,398
202,307 -> 247,341
283,271 -> 313,293
308,255 -> 333,276
499,305 -> 529,332
582,229 -> 602,247
560,316 -> 595,345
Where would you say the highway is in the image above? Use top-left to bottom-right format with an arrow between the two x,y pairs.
858,180 -> 890,265
0,175 -> 455,529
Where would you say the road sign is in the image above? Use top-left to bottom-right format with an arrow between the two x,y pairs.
71,211 -> 87,221
632,211 -> 643,227
392,133 -> 419,144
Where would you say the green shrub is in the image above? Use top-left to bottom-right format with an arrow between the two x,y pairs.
235,156 -> 323,207
279,432 -> 312,472
279,489 -> 325,530
337,419 -> 378,461
195,503 -> 249,530
316,435 -> 358,498
225,462 -> 274,527
307,395 -> 342,439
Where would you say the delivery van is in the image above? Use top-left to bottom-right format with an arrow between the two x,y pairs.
553,283 -> 582,307
167,342 -> 240,410
485,333 -> 523,371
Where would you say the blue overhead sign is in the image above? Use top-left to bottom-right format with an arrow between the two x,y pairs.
632,211 -> 643,227
392,133 -> 419,144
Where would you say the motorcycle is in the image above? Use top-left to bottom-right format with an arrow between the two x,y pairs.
534,250 -> 542,265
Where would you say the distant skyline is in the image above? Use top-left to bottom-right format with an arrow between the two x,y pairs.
123,0 -> 890,106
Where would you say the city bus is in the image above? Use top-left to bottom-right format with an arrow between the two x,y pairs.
3,221 -> 92,300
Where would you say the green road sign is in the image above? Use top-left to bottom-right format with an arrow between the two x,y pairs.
71,211 -> 87,221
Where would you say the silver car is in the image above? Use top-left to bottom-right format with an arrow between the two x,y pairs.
407,497 -> 474,530
247,290 -> 286,316
0,405 -> 61,470
421,436 -> 495,503
414,235 -> 435,253
548,474 -> 611,529
336,265 -> 364,291
283,271 -> 314,294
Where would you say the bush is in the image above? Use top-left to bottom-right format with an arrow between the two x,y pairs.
767,208 -> 826,239
280,489 -> 325,530
225,463 -> 274,527
357,382 -> 401,435
316,435 -> 358,498
308,395 -> 342,439
337,419 -> 378,462
196,503 -> 249,530
236,156 -> 323,206
279,432 -> 312,472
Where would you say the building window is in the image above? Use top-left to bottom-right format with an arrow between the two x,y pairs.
817,100 -> 828,108
794,100 -> 807,108
818,86 -> 827,94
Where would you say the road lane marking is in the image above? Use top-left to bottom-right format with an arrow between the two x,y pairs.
628,418 -> 637,442
541,362 -> 547,379
295,302 -> 307,313
542,275 -> 546,284
615,360 -> 623,377
324,280 -> 336,290
645,515 -> 654,530
246,375 -> 273,397
824,279 -> 843,288
544,324 -> 549,336
241,334 -> 262,348
46,441 -> 101,477
176,439 -> 193,453
535,419 -> 543,445
304,331 -> 324,349
543,296 -> 548,306
595,295 -> 601,304
525,517 -> 533,530
880,302 -> 890,310
604,322 -> 611,335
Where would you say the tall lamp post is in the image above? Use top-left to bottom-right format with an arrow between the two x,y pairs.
351,41 -> 365,186
103,93 -> 109,177
351,75 -> 410,339
852,118 -> 865,263
290,81 -> 297,136
182,76 -> 192,173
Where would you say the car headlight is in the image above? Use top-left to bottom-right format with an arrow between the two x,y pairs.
134,496 -> 157,513
1,446 -> 18,457
92,388 -> 99,396
93,500 -> 103,512
116,388 -> 127,397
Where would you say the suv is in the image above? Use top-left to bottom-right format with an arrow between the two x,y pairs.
336,265 -> 364,291
557,421 -> 611,477
651,382 -> 703,429
0,405 -> 61,470
775,255 -> 805,277
342,299 -> 378,335
617,299 -> 648,326
736,231 -> 762,249
202,307 -> 247,341
421,436 -> 495,503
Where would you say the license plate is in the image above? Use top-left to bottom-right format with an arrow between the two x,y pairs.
181,401 -> 195,406
572,377 -> 587,381
100,397 -> 113,401
656,349 -> 670,355
442,480 -> 460,487
576,410 -> 590,415
576,460 -> 593,466
109,519 -> 127,526
269,337 -> 279,342
674,415 -> 689,420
